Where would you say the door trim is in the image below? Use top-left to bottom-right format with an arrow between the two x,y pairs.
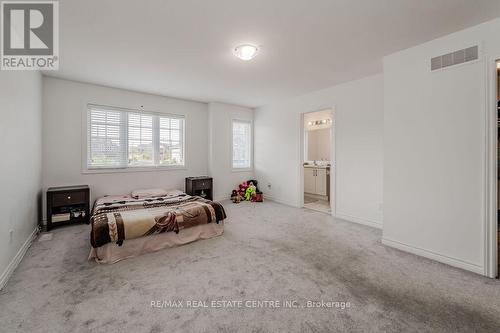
299,108 -> 336,216
486,56 -> 499,278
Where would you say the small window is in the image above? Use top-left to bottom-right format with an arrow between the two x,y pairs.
232,120 -> 252,170
86,105 -> 185,171
159,116 -> 184,166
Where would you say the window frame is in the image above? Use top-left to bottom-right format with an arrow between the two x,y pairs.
231,119 -> 253,172
82,104 -> 186,174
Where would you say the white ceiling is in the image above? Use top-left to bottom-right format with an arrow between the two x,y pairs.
46,0 -> 500,108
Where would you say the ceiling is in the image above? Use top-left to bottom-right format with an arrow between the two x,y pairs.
45,0 -> 500,108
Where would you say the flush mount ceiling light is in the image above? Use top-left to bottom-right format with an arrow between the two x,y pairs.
233,44 -> 259,61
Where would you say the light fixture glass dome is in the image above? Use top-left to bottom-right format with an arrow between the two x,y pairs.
234,44 -> 259,61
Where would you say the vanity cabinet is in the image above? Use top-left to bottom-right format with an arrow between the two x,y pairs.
304,167 -> 327,196
304,168 -> 316,193
315,168 -> 327,195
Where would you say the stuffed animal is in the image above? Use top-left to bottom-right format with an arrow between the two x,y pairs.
238,181 -> 248,198
247,179 -> 261,193
231,190 -> 243,203
231,190 -> 238,202
254,191 -> 263,202
245,182 -> 257,201
247,180 -> 264,202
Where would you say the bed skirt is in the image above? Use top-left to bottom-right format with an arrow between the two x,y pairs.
88,221 -> 224,264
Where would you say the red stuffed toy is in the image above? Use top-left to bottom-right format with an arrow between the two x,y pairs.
238,181 -> 248,198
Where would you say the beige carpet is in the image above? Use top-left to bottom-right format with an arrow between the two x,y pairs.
1,200 -> 500,332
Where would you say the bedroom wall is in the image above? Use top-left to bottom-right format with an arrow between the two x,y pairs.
0,71 -> 42,288
208,102 -> 254,200
42,77 -> 209,222
383,17 -> 500,275
254,74 -> 384,228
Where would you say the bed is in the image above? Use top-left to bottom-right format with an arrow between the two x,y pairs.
88,190 -> 226,263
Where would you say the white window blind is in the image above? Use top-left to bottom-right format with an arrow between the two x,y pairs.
87,107 -> 126,168
159,116 -> 184,166
86,105 -> 185,170
232,120 -> 252,169
128,113 -> 153,166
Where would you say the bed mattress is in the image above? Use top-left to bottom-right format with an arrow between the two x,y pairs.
89,221 -> 224,264
88,192 -> 226,263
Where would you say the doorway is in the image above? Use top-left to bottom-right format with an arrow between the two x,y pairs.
300,109 -> 335,215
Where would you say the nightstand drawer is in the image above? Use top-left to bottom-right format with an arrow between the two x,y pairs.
52,191 -> 86,207
47,185 -> 90,231
194,180 -> 211,190
185,177 -> 213,201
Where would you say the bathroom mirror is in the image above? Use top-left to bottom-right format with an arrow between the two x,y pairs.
306,128 -> 330,162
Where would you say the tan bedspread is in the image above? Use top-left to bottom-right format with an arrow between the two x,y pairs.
90,193 -> 226,248
89,221 -> 224,264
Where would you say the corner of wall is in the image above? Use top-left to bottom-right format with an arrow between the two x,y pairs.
0,227 -> 39,290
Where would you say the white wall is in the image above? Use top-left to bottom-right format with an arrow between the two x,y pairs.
383,18 -> 500,275
208,102 -> 254,200
42,77 -> 209,221
0,71 -> 42,287
255,74 -> 384,227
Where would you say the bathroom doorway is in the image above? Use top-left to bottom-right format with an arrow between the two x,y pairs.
299,109 -> 335,215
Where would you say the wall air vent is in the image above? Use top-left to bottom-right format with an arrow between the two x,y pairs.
431,46 -> 478,71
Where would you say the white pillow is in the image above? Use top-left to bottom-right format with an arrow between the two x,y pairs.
131,188 -> 169,199
164,189 -> 185,197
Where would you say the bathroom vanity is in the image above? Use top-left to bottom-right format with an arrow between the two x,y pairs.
304,165 -> 330,197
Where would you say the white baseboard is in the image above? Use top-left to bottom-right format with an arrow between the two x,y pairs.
213,196 -> 229,202
265,195 -> 300,208
335,211 -> 382,229
0,227 -> 39,290
382,237 -> 484,275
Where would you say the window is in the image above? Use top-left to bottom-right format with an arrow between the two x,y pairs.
159,117 -> 184,166
128,113 -> 153,166
232,120 -> 252,169
86,105 -> 185,170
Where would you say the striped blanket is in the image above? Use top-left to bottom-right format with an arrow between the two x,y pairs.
90,193 -> 226,248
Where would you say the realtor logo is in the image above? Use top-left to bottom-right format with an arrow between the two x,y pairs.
1,1 -> 58,70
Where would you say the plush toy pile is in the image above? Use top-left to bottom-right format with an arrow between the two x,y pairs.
231,179 -> 263,203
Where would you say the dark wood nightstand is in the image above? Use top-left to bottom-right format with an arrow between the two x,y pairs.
46,185 -> 90,231
185,177 -> 213,201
